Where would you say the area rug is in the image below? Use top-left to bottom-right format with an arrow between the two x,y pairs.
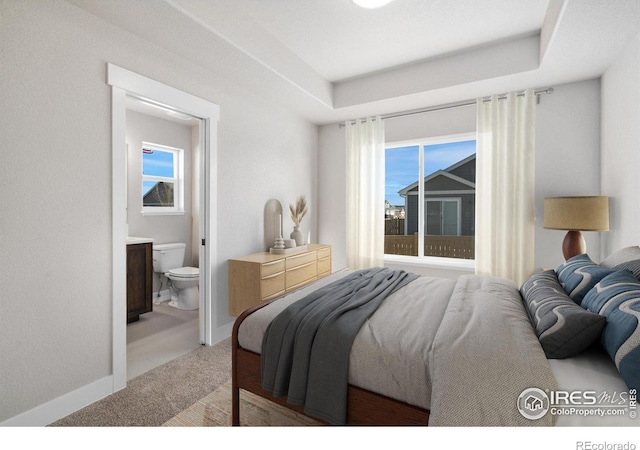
163,381 -> 320,426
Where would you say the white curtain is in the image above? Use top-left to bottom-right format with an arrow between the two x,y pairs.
475,89 -> 536,286
345,116 -> 385,269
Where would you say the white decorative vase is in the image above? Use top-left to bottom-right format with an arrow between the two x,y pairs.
290,226 -> 304,247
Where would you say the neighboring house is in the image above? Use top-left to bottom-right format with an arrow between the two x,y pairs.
384,200 -> 405,219
398,154 -> 476,237
143,181 -> 174,207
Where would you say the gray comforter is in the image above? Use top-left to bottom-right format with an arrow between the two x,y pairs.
238,270 -> 558,426
261,268 -> 418,424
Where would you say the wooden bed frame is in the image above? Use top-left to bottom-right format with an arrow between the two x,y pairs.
231,295 -> 431,426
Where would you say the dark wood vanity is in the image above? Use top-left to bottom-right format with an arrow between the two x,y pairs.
126,241 -> 153,323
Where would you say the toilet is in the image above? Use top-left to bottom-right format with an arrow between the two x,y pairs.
152,243 -> 199,311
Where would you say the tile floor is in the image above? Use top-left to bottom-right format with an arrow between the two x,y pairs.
126,301 -> 201,380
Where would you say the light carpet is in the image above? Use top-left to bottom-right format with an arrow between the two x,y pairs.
51,337 -> 232,426
163,381 -> 320,426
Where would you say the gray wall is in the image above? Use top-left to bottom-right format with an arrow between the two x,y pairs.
0,1 -> 318,423
534,79 -> 603,268
601,33 -> 640,257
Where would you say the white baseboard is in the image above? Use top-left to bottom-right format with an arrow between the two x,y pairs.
1,321 -> 233,426
0,376 -> 114,427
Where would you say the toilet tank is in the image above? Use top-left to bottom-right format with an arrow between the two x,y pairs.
153,243 -> 186,273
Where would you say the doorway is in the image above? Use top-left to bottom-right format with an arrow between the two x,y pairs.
125,99 -> 202,379
108,63 -> 220,391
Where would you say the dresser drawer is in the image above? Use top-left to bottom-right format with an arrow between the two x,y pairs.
261,259 -> 285,278
286,251 -> 316,269
261,271 -> 285,300
286,261 -> 317,289
228,244 -> 331,317
317,257 -> 331,276
317,246 -> 331,260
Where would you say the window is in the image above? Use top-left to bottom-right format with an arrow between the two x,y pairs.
141,142 -> 184,214
384,133 -> 476,261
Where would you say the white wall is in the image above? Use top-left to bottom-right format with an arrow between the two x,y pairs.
601,33 -> 640,257
319,79 -> 603,277
318,123 -> 347,271
0,1 -> 317,423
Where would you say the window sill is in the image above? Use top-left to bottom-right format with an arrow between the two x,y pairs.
384,254 -> 475,272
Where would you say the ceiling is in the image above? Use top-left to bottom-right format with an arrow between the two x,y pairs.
69,0 -> 640,124
218,0 -> 550,82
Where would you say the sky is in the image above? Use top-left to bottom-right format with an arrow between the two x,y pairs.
142,148 -> 174,195
385,140 -> 476,205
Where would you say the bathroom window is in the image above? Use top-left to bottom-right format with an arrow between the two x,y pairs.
141,142 -> 184,214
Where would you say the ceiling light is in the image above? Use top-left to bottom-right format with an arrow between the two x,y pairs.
351,0 -> 395,9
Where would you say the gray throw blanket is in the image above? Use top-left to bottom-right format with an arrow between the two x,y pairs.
261,267 -> 418,425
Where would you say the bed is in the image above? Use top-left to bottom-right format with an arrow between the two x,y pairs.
231,248 -> 640,426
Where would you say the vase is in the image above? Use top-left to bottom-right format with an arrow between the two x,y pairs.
290,226 -> 304,247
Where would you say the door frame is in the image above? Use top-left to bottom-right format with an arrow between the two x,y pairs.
108,63 -> 219,391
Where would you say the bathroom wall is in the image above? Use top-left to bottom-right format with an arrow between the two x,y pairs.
126,109 -> 197,294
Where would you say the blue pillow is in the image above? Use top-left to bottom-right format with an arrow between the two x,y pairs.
556,254 -> 617,305
581,270 -> 640,390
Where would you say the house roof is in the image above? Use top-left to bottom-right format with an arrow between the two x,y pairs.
442,153 -> 476,174
143,181 -> 174,207
398,154 -> 476,197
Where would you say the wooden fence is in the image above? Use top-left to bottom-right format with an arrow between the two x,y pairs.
385,218 -> 405,235
384,234 -> 475,259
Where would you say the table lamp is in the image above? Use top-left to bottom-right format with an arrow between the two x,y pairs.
543,196 -> 609,260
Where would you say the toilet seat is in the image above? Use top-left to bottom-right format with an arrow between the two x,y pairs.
166,266 -> 199,279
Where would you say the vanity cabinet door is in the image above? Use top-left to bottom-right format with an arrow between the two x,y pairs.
127,243 -> 153,323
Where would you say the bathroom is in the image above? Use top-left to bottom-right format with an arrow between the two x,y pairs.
125,97 -> 203,380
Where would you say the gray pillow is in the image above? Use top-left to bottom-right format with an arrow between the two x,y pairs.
520,270 -> 606,359
600,246 -> 640,268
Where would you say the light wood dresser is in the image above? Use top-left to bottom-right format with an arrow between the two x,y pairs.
228,244 -> 331,316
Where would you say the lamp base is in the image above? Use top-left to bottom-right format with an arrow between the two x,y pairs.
562,230 -> 586,260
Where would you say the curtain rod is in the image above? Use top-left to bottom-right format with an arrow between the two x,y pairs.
339,87 -> 554,127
